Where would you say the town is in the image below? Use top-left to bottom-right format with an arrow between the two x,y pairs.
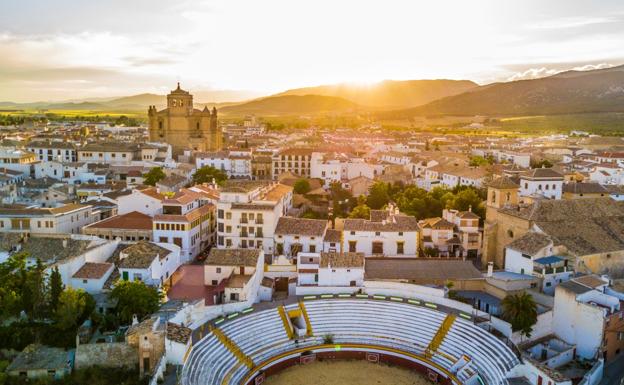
0,83 -> 623,385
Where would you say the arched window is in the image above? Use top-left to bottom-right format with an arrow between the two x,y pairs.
538,184 -> 542,190
507,229 -> 514,238
491,191 -> 496,204
552,184 -> 556,190
506,192 -> 511,201
545,185 -> 549,190
525,183 -> 528,189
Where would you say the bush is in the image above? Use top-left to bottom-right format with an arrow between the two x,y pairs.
322,334 -> 334,344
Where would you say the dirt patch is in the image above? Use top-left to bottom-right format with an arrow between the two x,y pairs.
264,359 -> 430,385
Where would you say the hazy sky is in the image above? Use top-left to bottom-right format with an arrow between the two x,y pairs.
1,0 -> 624,102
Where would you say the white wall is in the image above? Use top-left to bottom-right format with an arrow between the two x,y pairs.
552,286 -> 604,359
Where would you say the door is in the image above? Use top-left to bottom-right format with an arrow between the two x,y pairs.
537,376 -> 542,385
122,271 -> 129,281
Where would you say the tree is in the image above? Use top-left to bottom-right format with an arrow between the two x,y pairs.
49,267 -> 64,313
501,293 -> 538,338
192,166 -> 227,186
468,155 -> 491,167
55,288 -> 88,331
22,259 -> 47,321
110,281 -> 162,325
143,167 -> 166,186
349,195 -> 371,219
0,252 -> 29,321
531,159 -> 553,169
448,188 -> 485,220
293,179 -> 311,194
366,182 -> 390,209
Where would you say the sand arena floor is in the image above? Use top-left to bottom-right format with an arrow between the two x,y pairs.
264,360 -> 430,385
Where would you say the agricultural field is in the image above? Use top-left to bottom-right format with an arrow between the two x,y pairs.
495,113 -> 624,136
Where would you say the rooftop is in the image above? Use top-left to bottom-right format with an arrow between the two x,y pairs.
72,262 -> 113,279
204,248 -> 261,267
85,211 -> 153,231
7,344 -> 70,372
506,232 -> 552,255
275,217 -> 328,236
320,252 -> 364,268
119,241 -> 171,269
365,258 -> 482,281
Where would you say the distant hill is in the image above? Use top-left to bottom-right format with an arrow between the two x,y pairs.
219,94 -> 361,116
381,65 -> 624,118
105,93 -> 164,107
276,79 -> 477,108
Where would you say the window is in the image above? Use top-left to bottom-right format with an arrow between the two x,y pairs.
225,212 -> 232,220
83,279 -> 88,284
309,245 -> 316,253
218,209 -> 224,219
372,242 -> 383,254
349,241 -> 356,253
397,242 -> 404,255
350,231 -> 355,235
398,232 -> 403,236
375,231 -> 380,236
212,280 -> 218,286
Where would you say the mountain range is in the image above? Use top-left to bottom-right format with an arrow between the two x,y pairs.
2,64 -> 624,117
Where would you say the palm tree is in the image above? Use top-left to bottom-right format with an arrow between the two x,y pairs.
501,292 -> 538,339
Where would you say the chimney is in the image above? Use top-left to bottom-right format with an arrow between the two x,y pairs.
62,238 -> 68,248
132,314 -> 139,326
487,262 -> 493,277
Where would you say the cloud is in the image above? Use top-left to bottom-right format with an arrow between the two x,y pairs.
506,62 -> 615,81
506,67 -> 560,81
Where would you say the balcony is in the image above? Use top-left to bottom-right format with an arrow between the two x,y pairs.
533,266 -> 568,277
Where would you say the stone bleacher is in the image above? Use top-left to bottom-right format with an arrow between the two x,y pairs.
180,296 -> 521,385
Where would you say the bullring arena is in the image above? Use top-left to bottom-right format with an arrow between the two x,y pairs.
180,294 -> 521,385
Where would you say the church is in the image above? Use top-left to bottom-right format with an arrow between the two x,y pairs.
147,83 -> 222,154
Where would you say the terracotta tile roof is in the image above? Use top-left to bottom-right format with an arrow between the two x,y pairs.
72,262 -> 113,279
365,258 -> 482,281
137,187 -> 166,201
344,214 -> 419,232
204,248 -> 260,267
49,203 -> 90,214
324,229 -> 342,243
506,232 -> 552,255
500,197 -> 624,222
521,168 -> 564,180
420,217 -> 454,230
264,183 -> 293,201
275,217 -> 328,236
119,241 -> 172,269
320,252 -> 364,268
166,322 -> 192,344
85,211 -> 153,230
562,183 -> 608,194
487,176 -> 519,189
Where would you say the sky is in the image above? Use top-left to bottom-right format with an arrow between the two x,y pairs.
1,0 -> 624,102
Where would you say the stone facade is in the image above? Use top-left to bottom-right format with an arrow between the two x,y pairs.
148,83 -> 222,154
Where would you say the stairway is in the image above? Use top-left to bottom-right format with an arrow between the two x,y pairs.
209,325 -> 254,369
426,313 -> 457,358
